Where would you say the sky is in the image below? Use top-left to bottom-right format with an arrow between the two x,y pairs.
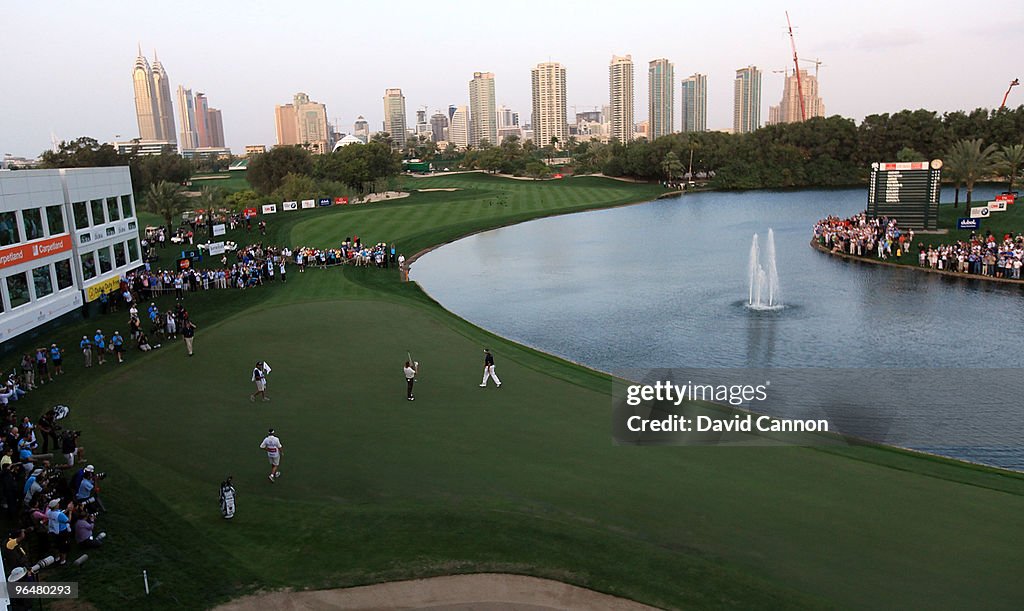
3,0 -> 1023,157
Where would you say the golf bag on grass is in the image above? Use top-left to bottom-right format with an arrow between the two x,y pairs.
220,477 -> 236,519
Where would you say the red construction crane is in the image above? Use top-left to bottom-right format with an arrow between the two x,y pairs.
785,11 -> 806,121
1001,78 -> 1020,109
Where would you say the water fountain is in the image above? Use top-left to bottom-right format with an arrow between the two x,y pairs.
748,229 -> 783,310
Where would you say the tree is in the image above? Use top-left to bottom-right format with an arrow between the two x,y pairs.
525,161 -> 551,180
660,151 -> 684,182
273,173 -> 319,202
247,146 -> 314,194
995,143 -> 1024,192
896,146 -> 924,162
946,138 -> 998,206
196,185 -> 223,212
224,189 -> 263,212
146,181 -> 187,233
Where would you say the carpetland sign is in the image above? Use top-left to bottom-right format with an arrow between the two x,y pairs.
957,218 -> 982,230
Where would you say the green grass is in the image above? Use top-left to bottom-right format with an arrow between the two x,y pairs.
5,173 -> 1024,609
189,171 -> 252,194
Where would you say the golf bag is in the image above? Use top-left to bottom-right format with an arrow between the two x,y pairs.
220,478 -> 236,519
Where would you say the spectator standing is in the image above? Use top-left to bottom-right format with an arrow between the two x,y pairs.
34,348 -> 51,383
49,343 -> 64,376
111,332 -> 125,364
93,331 -> 107,365
80,336 -> 93,368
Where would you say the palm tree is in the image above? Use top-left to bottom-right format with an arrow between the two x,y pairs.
946,138 -> 998,206
197,185 -> 223,213
146,180 -> 187,234
943,148 -> 966,208
995,143 -> 1024,192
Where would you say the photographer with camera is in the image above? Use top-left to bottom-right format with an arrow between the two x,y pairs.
74,511 -> 104,548
74,465 -> 106,513
60,429 -> 82,466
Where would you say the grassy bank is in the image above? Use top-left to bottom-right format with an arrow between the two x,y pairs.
3,174 -> 1023,609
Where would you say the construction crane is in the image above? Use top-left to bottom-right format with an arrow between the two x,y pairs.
799,57 -> 825,79
1001,79 -> 1020,108
785,11 -> 806,121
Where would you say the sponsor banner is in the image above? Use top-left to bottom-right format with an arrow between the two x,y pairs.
178,257 -> 192,270
318,197 -> 332,207
995,193 -> 1015,204
282,201 -> 298,211
301,199 -> 316,209
212,223 -> 226,236
334,196 -> 349,205
988,201 -> 1007,212
243,207 -> 258,219
880,161 -> 929,171
262,204 -> 278,214
84,275 -> 121,302
208,242 -> 226,256
957,218 -> 982,230
969,206 -> 991,218
0,234 -> 73,270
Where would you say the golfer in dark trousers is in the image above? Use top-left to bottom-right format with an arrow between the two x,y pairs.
404,361 -> 418,401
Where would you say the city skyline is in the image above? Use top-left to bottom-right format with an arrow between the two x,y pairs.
3,0 -> 1023,155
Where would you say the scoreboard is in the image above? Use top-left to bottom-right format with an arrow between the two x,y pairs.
867,160 -> 942,230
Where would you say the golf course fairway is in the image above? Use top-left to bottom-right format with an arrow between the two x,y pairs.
10,173 -> 1024,609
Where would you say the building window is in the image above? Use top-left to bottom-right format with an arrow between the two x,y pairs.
120,195 -> 134,218
97,246 -> 112,274
81,252 -> 96,281
32,264 -> 53,298
22,208 -> 44,241
114,242 -> 127,268
55,259 -> 73,290
46,205 -> 65,235
106,197 -> 120,222
90,199 -> 105,225
0,211 -> 21,246
6,272 -> 29,308
73,201 -> 89,230
128,238 -> 140,261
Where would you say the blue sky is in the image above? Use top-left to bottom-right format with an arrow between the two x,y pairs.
2,0 -> 1022,156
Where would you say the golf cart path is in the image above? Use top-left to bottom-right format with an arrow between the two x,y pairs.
214,573 -> 659,610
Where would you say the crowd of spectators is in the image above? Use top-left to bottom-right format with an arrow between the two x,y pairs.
814,212 -> 1024,279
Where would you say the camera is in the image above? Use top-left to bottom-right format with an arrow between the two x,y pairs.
30,556 -> 55,573
95,472 -> 107,481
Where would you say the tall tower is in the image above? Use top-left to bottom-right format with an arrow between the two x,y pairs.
733,66 -> 762,134
531,62 -> 567,148
648,59 -> 674,140
275,104 -> 298,146
609,55 -> 635,143
449,105 -> 470,149
353,116 -> 370,142
177,86 -> 199,150
469,72 -> 497,148
769,70 -> 825,125
194,93 -> 211,147
132,47 -> 160,140
430,112 -> 448,143
383,89 -> 408,148
681,73 -> 707,133
207,108 -> 225,147
151,52 -> 176,145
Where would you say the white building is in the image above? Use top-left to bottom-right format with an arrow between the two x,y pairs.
0,167 -> 141,343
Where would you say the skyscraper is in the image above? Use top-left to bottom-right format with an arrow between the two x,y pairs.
681,73 -> 707,133
194,93 -> 211,147
496,105 -> 519,129
207,108 -> 225,148
132,48 -> 160,140
609,55 -> 635,143
274,93 -> 330,153
383,89 -> 407,148
648,59 -> 674,139
430,112 -> 449,143
449,105 -> 470,149
176,86 -> 199,150
150,53 -> 176,145
531,62 -> 567,148
353,116 -> 370,142
733,66 -> 762,134
469,72 -> 497,148
767,70 -> 825,125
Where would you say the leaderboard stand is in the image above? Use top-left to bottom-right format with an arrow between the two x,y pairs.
867,160 -> 942,230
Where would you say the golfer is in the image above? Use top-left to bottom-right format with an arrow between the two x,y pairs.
250,361 -> 269,402
480,348 -> 501,388
182,320 -> 197,356
404,360 -> 418,401
259,428 -> 282,482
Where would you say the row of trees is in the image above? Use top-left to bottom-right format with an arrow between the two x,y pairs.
598,106 -> 1024,190
37,137 -> 192,194
246,140 -> 401,196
